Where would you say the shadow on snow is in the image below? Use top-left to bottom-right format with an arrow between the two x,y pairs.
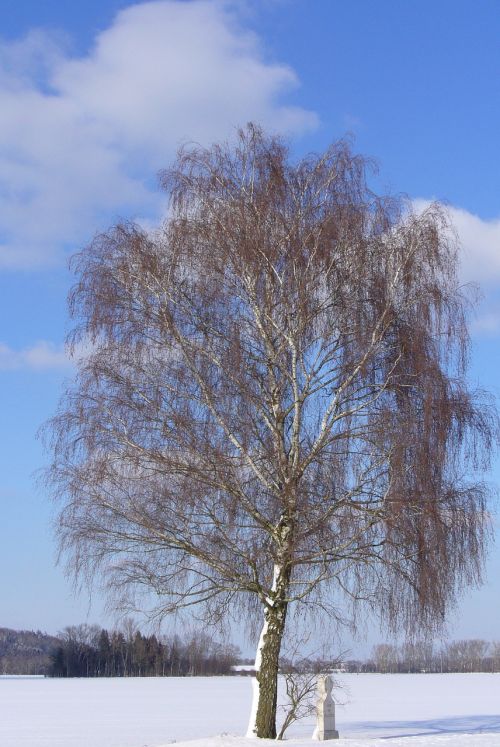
347,714 -> 500,739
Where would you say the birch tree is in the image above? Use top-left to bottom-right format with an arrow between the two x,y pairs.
45,125 -> 496,738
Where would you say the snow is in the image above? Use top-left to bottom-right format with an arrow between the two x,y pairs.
231,666 -> 256,672
246,616 -> 269,737
0,673 -> 499,747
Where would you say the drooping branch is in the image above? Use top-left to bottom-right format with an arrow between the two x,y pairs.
44,126 -> 497,738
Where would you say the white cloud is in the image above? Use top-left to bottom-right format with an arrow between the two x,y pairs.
413,200 -> 500,285
447,207 -> 500,285
0,0 -> 317,269
0,341 -> 70,371
413,200 -> 500,337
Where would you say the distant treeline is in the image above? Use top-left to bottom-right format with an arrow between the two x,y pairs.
344,640 -> 500,674
0,624 -> 239,677
0,628 -> 59,675
50,625 -> 239,677
4,627 -> 500,677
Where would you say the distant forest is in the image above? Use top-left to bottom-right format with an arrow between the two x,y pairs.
0,628 -> 60,675
0,624 -> 239,677
344,640 -> 500,674
2,626 -> 500,677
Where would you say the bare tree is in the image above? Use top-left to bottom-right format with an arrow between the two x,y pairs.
277,638 -> 345,740
491,641 -> 500,672
44,125 -> 496,738
277,666 -> 319,740
444,638 -> 490,672
372,643 -> 399,674
401,639 -> 434,672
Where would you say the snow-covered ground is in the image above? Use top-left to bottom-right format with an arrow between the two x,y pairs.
0,673 -> 499,747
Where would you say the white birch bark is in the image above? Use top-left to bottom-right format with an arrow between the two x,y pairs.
246,564 -> 281,738
245,617 -> 268,738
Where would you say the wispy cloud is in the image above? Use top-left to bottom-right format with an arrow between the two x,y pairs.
448,207 -> 500,286
413,199 -> 500,286
0,0 -> 317,270
411,199 -> 500,337
0,341 -> 70,371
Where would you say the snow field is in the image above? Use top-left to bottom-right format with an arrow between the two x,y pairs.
0,673 -> 499,747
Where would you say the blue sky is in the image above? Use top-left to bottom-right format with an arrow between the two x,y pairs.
1,0 -> 500,648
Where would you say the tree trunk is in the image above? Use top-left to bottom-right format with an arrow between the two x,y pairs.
247,597 -> 288,738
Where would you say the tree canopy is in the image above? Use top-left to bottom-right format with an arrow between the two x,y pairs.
45,125 -> 497,737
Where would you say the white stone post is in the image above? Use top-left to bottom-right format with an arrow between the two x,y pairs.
312,675 -> 339,740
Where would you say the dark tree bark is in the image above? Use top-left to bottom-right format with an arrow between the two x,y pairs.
44,124 -> 497,737
253,605 -> 287,739
251,564 -> 290,738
